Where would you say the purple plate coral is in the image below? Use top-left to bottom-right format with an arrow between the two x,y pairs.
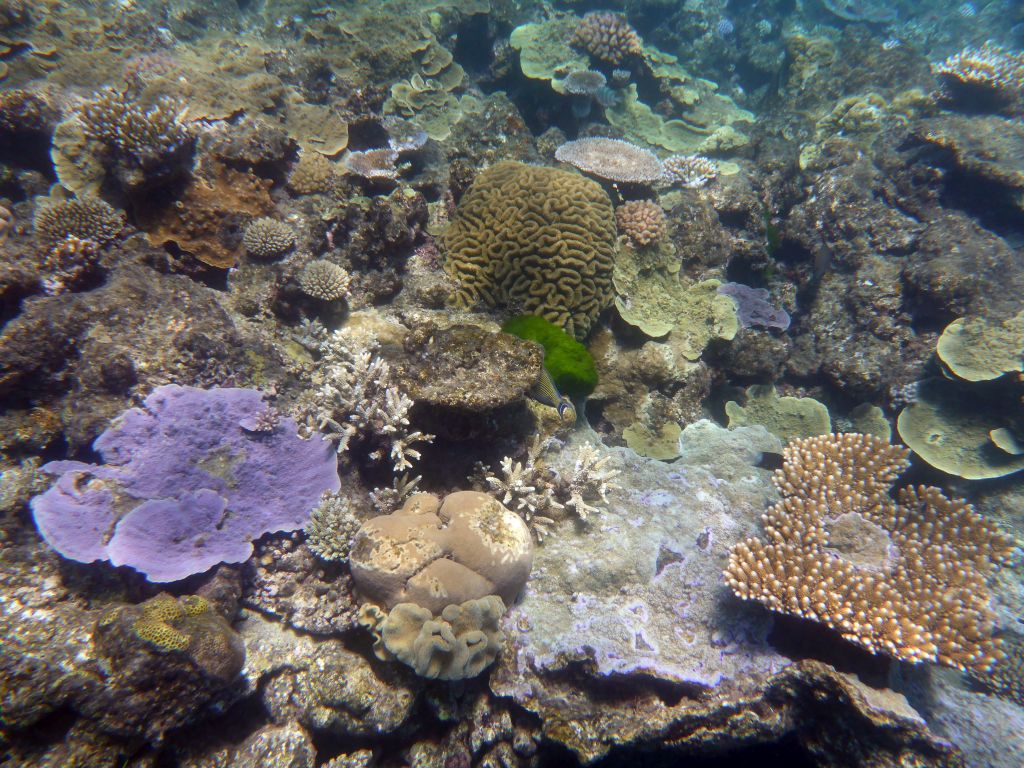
30,385 -> 340,582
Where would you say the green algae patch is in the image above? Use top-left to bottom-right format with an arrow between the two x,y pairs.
725,384 -> 831,444
936,311 -> 1024,382
897,380 -> 1024,480
502,315 -> 597,398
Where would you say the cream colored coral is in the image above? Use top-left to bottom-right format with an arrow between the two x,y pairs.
725,433 -> 1018,673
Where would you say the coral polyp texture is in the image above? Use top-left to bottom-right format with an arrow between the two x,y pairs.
242,217 -> 296,259
299,259 -> 351,301
662,154 -> 719,188
616,200 -> 668,247
725,433 -> 1018,674
33,196 -> 124,251
555,137 -> 664,185
570,12 -> 643,65
932,44 -> 1024,110
30,385 -> 340,582
442,161 -> 617,339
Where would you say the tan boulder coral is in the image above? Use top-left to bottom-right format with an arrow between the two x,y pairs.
350,491 -> 533,614
442,161 -> 616,339
725,433 -> 1019,674
351,491 -> 532,679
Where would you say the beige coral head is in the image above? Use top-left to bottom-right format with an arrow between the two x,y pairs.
348,490 -> 534,615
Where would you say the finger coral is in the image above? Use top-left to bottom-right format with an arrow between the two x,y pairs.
616,200 -> 667,247
570,12 -> 643,65
442,160 -> 617,339
725,433 -> 1019,674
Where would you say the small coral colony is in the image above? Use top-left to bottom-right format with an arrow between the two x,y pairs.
1,0 -> 1024,766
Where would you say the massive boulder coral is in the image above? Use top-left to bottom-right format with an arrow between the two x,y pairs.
350,491 -> 533,679
442,161 -> 617,340
725,433 -> 1018,674
30,385 -> 340,582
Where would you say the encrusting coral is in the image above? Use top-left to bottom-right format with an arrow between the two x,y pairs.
725,433 -> 1019,674
299,259 -> 351,301
242,217 -> 296,259
616,200 -> 667,247
570,12 -> 643,65
443,161 -> 617,339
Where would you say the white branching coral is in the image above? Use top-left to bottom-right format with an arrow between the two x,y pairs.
482,438 -> 619,540
369,473 -> 422,514
311,335 -> 433,473
305,492 -> 362,562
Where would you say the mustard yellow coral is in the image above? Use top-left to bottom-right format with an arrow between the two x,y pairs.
725,433 -> 1018,674
442,161 -> 617,340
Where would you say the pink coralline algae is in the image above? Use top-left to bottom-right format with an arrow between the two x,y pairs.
30,385 -> 340,582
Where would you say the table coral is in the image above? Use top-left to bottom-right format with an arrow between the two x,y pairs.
555,137 -> 664,185
30,385 -> 340,582
442,160 -> 617,339
725,433 -> 1019,674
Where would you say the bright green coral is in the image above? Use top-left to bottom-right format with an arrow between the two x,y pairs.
502,315 -> 597,398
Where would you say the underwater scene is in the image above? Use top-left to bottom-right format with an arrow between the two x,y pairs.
2,0 -> 1024,765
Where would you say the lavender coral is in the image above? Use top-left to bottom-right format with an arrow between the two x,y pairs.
30,385 -> 340,582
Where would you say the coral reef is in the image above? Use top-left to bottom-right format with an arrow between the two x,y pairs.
932,43 -> 1024,113
305,492 -> 363,562
243,217 -> 296,260
443,161 -> 617,339
33,196 -> 124,252
31,385 -> 340,581
726,433 -> 1018,673
725,384 -> 831,443
663,154 -> 719,188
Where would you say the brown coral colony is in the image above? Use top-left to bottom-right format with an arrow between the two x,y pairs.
571,12 -> 643,65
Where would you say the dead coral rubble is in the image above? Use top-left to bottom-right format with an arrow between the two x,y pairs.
726,433 -> 1018,674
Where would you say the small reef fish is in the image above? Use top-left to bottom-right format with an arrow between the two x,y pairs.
530,367 -> 577,425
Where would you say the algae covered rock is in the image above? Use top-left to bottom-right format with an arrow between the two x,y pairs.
442,161 -> 616,340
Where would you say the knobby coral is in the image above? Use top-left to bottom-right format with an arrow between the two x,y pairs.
616,200 -> 667,247
243,217 -> 296,259
299,259 -> 351,301
33,197 -> 124,251
725,433 -> 1018,674
443,161 -> 617,339
312,336 -> 434,472
570,12 -> 643,65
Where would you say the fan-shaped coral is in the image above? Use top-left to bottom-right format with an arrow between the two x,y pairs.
442,161 -> 617,339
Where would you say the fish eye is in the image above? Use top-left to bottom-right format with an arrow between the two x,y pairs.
558,400 -> 576,423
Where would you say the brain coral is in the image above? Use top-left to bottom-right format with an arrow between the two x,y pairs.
442,161 -> 617,339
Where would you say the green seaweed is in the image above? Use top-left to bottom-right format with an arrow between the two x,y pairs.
502,315 -> 597,398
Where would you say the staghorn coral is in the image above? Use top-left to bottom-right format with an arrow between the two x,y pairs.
313,336 -> 433,473
725,433 -> 1018,674
442,161 -> 616,340
77,88 -> 193,189
33,197 -> 124,252
299,259 -> 351,301
616,200 -> 667,247
570,12 -> 643,65
242,217 -> 295,260
932,44 -> 1024,112
555,137 -> 664,185
662,154 -> 719,188
370,473 -> 421,514
305,492 -> 362,562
